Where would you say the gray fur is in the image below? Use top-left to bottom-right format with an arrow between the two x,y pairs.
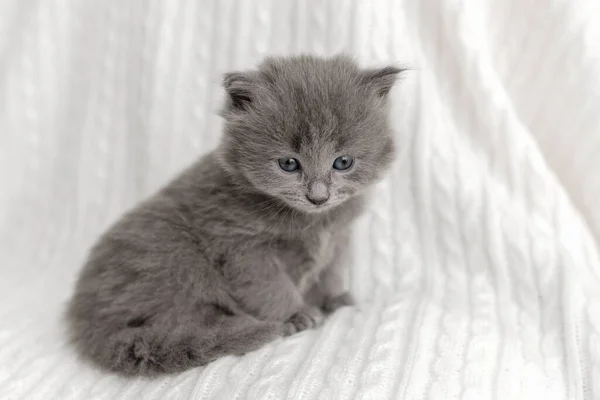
66,54 -> 402,376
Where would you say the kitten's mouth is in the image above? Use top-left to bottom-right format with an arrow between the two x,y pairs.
277,195 -> 341,214
299,201 -> 337,214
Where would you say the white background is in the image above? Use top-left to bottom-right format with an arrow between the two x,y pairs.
1,1 -> 600,399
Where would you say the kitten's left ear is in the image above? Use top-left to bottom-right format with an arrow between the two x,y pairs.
360,66 -> 406,97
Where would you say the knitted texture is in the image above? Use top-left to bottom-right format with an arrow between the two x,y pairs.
1,0 -> 600,399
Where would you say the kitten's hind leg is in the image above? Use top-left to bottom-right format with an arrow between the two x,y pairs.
74,311 -> 284,376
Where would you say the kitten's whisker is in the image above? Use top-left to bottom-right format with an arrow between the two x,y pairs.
248,198 -> 282,215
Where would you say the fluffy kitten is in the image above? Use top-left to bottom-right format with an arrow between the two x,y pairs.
67,54 -> 402,376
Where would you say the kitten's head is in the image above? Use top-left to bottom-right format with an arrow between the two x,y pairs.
218,54 -> 403,213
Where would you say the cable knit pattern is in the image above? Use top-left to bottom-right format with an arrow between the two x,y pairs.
1,0 -> 600,399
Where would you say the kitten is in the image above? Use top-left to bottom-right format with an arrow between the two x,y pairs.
66,54 -> 402,376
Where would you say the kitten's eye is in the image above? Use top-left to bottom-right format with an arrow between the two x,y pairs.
333,156 -> 354,171
278,158 -> 300,172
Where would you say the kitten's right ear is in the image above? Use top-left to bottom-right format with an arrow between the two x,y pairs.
223,71 -> 259,112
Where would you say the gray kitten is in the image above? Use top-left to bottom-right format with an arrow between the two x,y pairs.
66,54 -> 402,376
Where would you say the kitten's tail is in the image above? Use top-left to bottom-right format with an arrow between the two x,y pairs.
72,315 -> 284,376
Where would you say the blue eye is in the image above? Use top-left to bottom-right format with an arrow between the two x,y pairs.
333,156 -> 354,171
278,158 -> 300,172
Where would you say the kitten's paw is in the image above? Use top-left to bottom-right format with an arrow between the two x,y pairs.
322,292 -> 354,314
284,307 -> 324,336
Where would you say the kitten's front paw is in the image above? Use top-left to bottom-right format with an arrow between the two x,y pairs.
322,292 -> 354,314
284,307 -> 324,336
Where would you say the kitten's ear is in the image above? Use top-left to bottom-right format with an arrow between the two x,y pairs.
360,66 -> 406,97
222,71 -> 259,112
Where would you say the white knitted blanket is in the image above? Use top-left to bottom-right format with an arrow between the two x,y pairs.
2,1 -> 600,399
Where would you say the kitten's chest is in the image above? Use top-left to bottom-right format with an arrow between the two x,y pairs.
276,230 -> 338,291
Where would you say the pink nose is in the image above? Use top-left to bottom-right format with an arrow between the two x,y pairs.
307,181 -> 330,205
306,194 -> 329,205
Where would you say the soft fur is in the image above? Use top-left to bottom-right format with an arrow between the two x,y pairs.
66,54 -> 402,376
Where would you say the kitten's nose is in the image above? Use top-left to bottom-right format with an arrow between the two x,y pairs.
307,181 -> 330,206
306,194 -> 329,205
